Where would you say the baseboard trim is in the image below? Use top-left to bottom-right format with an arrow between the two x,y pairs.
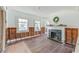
7,34 -> 41,44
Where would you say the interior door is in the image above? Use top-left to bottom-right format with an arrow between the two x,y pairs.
0,9 -> 3,52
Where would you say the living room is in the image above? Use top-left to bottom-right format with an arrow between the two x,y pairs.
2,6 -> 79,53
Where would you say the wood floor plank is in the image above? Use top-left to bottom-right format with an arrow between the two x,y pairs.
5,34 -> 74,53
24,34 -> 74,53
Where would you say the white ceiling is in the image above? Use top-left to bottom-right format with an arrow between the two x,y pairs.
7,6 -> 79,17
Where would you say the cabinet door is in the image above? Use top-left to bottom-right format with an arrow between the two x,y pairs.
9,28 -> 16,39
65,28 -> 78,46
72,28 -> 78,46
65,28 -> 72,44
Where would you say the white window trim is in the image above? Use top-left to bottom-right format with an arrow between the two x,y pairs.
35,21 -> 41,31
17,18 -> 29,33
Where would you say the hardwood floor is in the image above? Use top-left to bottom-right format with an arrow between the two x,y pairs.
5,34 -> 74,53
5,41 -> 31,53
24,34 -> 74,53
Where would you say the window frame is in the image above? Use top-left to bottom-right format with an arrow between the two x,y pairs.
17,18 -> 29,32
34,20 -> 41,31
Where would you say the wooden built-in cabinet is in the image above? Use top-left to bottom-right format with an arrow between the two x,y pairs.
16,32 -> 29,38
65,28 -> 78,46
6,27 -> 45,40
7,28 -> 16,40
29,27 -> 34,36
41,27 -> 45,33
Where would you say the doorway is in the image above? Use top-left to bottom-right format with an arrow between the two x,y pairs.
0,7 -> 6,52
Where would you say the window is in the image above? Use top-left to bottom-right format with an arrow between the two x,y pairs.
35,21 -> 40,31
46,21 -> 49,26
45,21 -> 50,32
18,18 -> 28,32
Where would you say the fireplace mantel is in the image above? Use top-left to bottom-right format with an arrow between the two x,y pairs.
47,26 -> 66,44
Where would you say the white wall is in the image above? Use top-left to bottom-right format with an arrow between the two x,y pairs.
6,8 -> 47,28
48,10 -> 79,52
6,8 -> 79,31
48,10 -> 79,27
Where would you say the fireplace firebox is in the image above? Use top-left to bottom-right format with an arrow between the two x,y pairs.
49,29 -> 62,42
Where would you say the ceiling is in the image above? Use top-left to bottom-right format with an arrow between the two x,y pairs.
7,6 -> 79,17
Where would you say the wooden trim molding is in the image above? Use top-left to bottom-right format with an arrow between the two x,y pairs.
6,27 -> 45,40
16,32 -> 29,38
6,28 -> 16,40
41,27 -> 45,33
29,27 -> 34,36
